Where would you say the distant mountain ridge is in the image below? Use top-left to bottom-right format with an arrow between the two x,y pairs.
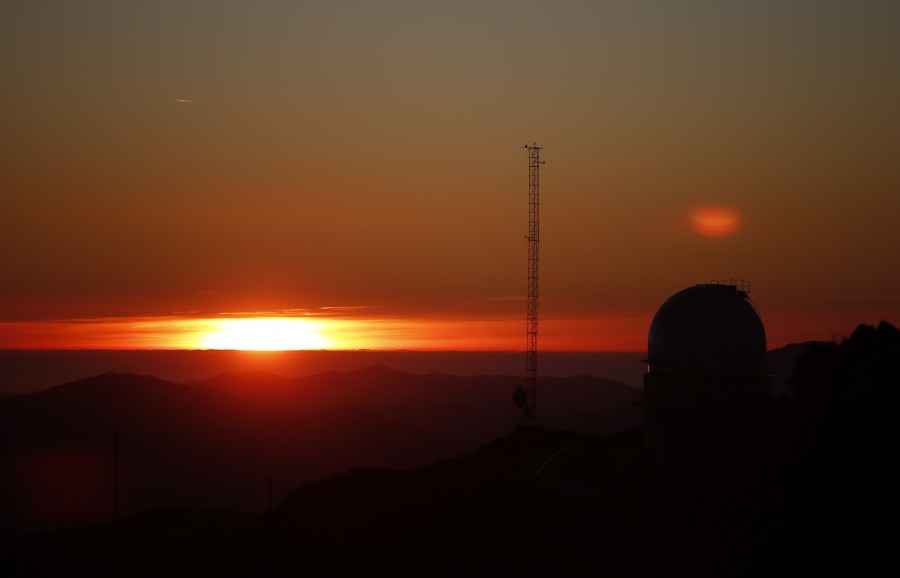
191,365 -> 642,442
0,371 -> 450,535
0,341 -> 828,537
0,344 -> 821,397
766,341 -> 819,397
4,326 -> 896,575
0,367 -> 638,535
0,350 -> 648,394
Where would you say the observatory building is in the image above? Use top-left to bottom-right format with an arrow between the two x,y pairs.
643,281 -> 772,465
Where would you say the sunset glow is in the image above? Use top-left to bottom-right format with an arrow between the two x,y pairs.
3,4 -> 900,568
199,318 -> 333,351
691,206 -> 742,237
0,312 -> 655,352
0,2 -> 897,353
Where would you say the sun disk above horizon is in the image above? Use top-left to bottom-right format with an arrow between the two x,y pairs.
199,318 -> 333,351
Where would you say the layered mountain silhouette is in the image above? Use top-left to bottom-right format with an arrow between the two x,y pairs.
3,326 -> 896,576
0,371 -> 449,534
193,365 -> 641,444
0,350 -> 648,394
0,367 -> 638,536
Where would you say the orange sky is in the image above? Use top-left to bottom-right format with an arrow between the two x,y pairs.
1,1 -> 898,351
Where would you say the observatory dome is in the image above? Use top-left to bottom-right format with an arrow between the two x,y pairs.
647,283 -> 766,377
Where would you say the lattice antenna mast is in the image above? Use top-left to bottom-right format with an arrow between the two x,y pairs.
523,143 -> 543,424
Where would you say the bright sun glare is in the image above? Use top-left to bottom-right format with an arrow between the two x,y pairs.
200,318 -> 333,351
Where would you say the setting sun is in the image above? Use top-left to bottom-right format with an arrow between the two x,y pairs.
199,318 -> 333,351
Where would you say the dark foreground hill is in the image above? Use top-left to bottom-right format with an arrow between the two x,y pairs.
0,372 -> 453,535
1,322 -> 896,577
0,368 -> 638,536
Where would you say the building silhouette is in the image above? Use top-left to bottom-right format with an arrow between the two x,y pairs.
642,282 -> 772,465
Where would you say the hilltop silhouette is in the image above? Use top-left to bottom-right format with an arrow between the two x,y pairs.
0,371 -> 452,535
2,324 -> 897,576
0,367 -> 638,536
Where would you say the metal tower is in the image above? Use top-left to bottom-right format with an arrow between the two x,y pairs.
523,143 -> 543,424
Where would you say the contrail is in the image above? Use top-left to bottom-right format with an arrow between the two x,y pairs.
175,98 -> 197,103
